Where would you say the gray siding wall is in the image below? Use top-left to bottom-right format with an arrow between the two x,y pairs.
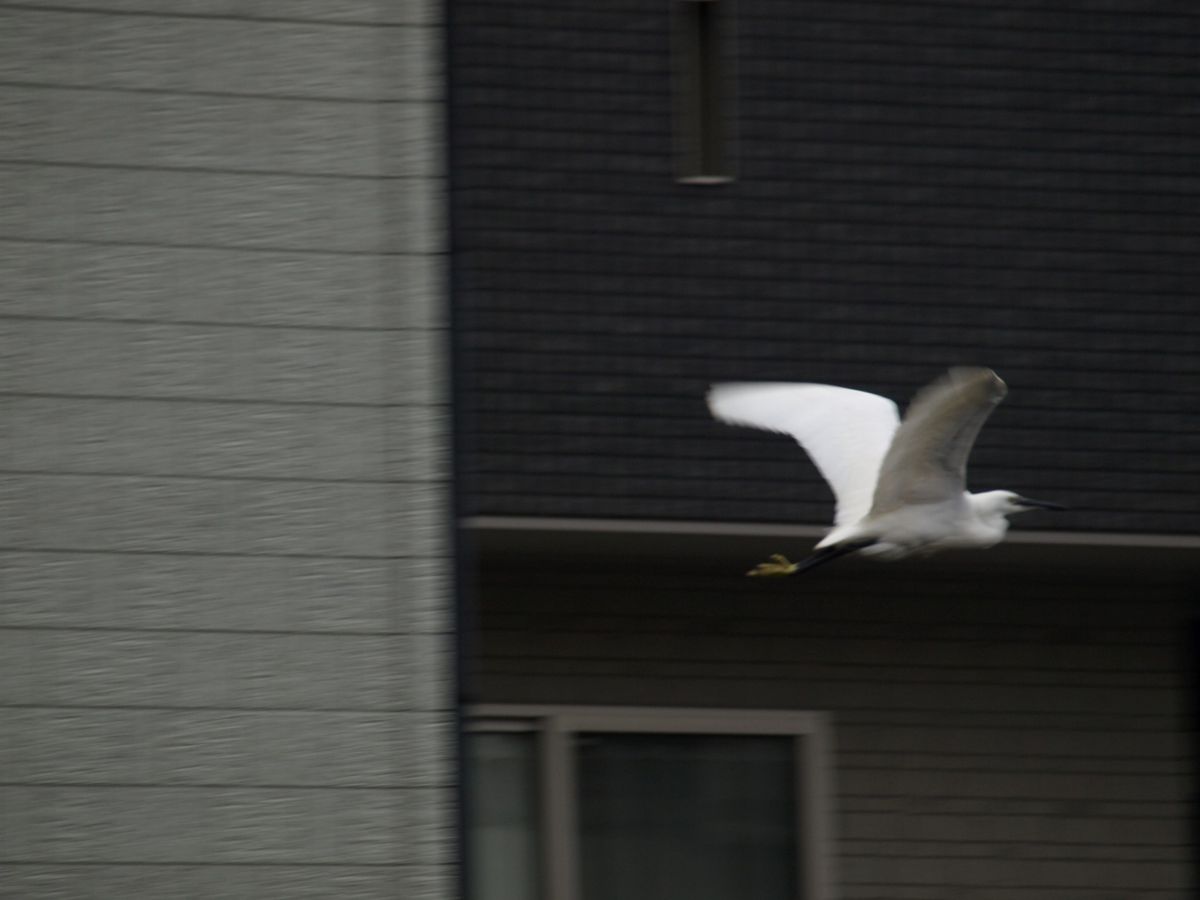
475,558 -> 1194,898
0,3 -> 453,898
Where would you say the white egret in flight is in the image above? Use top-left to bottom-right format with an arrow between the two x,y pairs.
707,368 -> 1064,576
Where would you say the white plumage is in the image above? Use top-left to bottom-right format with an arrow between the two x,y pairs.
707,368 -> 1063,575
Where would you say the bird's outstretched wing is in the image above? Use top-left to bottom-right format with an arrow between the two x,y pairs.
707,382 -> 901,526
869,367 -> 1007,515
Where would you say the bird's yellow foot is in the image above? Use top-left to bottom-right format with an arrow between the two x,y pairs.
746,553 -> 800,577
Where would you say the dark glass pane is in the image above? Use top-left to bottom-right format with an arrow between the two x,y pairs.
467,732 -> 541,900
577,733 -> 796,900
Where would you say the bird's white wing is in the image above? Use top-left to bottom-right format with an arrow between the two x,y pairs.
869,367 -> 1007,515
707,382 -> 900,526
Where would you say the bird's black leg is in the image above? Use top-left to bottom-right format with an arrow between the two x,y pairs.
746,540 -> 876,577
791,540 -> 877,575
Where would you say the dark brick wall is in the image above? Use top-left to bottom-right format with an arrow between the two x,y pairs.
451,1 -> 1200,534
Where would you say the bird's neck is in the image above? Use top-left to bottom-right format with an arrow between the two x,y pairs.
966,492 -> 1012,539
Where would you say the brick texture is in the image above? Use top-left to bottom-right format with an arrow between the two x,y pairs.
451,0 -> 1200,534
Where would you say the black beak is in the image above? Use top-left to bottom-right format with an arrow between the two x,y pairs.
1016,496 -> 1067,511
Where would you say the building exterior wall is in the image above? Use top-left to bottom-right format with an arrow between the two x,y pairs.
449,2 -> 1200,896
474,552 -> 1195,898
444,2 -> 1200,897
451,0 -> 1200,535
0,3 -> 454,897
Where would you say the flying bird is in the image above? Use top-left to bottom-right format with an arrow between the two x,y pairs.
707,368 -> 1063,576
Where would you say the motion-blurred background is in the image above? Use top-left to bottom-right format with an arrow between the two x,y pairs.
1,1 -> 1197,898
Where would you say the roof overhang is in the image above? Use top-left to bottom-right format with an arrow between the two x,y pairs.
464,515 -> 1200,584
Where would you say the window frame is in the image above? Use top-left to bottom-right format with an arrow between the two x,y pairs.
467,705 -> 834,900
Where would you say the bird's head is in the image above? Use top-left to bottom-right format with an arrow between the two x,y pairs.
973,490 -> 1067,519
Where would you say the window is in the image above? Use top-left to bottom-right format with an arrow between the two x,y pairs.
673,1 -> 736,183
467,731 -> 542,900
466,706 -> 833,900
